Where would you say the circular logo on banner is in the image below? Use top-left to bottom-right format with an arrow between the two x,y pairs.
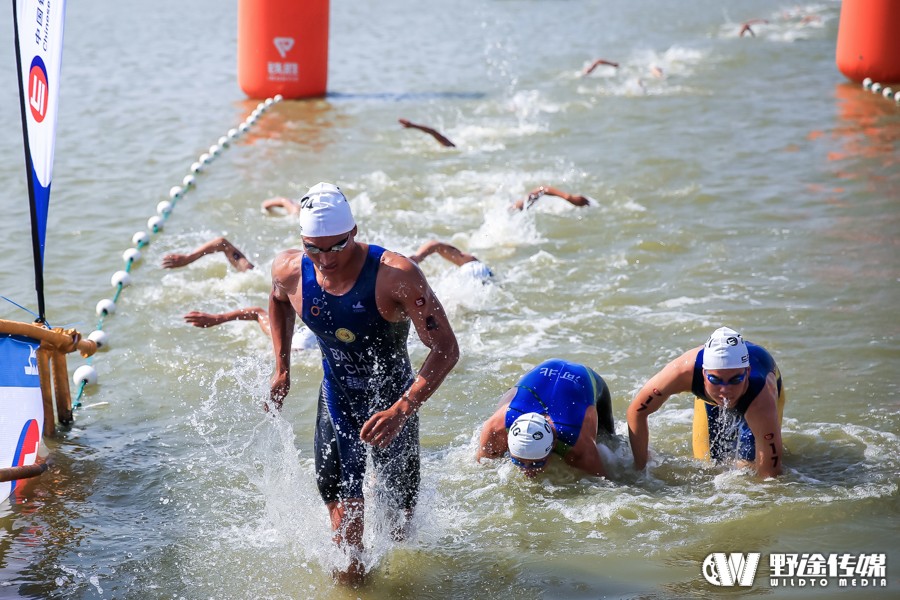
28,56 -> 49,123
335,328 -> 356,343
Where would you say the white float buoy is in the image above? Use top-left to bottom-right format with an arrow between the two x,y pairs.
111,270 -> 131,288
132,231 -> 150,247
199,152 -> 212,165
274,94 -> 283,102
209,144 -> 222,156
169,186 -> 184,200
895,91 -> 900,103
157,200 -> 173,216
190,161 -> 203,174
871,82 -> 883,94
238,123 -> 249,133
863,77 -> 873,89
882,86 -> 894,98
73,364 -> 98,386
88,330 -> 109,349
227,128 -> 239,139
122,247 -> 142,265
148,215 -> 164,233
96,299 -> 116,316
264,98 -> 274,107
182,174 -> 196,188
217,136 -> 230,148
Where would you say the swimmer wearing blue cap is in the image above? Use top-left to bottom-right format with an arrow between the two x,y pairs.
626,327 -> 786,478
477,359 -> 615,478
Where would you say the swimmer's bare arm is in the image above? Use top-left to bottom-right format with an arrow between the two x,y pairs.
360,254 -> 460,448
564,406 -> 608,477
477,401 -> 512,461
743,373 -> 783,478
185,307 -> 271,337
268,250 -> 303,411
261,197 -> 300,215
162,236 -> 254,271
626,347 -> 699,470
398,118 -> 456,148
514,186 -> 590,210
408,240 -> 478,267
582,58 -> 619,75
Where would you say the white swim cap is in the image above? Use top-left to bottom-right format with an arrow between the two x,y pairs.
702,326 -> 750,370
460,260 -> 493,280
507,413 -> 554,460
298,182 -> 356,238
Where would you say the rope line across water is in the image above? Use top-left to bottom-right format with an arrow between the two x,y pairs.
71,96 -> 284,408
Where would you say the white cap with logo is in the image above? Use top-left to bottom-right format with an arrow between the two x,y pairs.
702,326 -> 750,370
298,182 -> 356,238
507,412 -> 554,460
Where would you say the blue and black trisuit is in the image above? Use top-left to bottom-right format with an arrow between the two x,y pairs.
300,245 -> 418,509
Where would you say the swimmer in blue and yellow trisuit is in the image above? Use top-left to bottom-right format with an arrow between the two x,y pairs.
268,183 -> 459,584
477,359 -> 616,478
626,327 -> 785,478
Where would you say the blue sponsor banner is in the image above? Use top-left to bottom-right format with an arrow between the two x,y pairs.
0,334 -> 42,388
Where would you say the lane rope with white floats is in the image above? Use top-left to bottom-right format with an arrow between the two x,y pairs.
71,95 -> 284,407
861,77 -> 900,104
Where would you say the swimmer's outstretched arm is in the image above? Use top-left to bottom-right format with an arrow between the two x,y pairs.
261,197 -> 300,215
184,307 -> 271,337
161,237 -> 254,271
398,118 -> 456,148
513,186 -> 591,210
740,19 -> 769,37
408,240 -> 478,267
582,58 -> 619,76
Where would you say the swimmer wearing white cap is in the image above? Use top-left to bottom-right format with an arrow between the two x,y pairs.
477,359 -> 616,478
268,182 -> 460,584
408,239 -> 494,282
626,327 -> 786,479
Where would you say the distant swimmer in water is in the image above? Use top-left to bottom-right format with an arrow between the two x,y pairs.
477,359 -> 616,478
161,237 -> 254,271
582,58 -> 620,76
407,239 -> 493,281
261,196 -> 301,216
512,185 -> 592,211
398,118 -> 456,148
626,327 -> 786,478
183,308 -> 316,351
739,19 -> 769,37
268,182 -> 459,584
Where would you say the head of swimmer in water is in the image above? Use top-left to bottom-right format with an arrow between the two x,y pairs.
702,327 -> 751,408
507,412 -> 555,477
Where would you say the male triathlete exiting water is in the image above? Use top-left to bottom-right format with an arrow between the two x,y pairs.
626,326 -> 785,478
477,358 -> 616,478
268,183 -> 459,584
